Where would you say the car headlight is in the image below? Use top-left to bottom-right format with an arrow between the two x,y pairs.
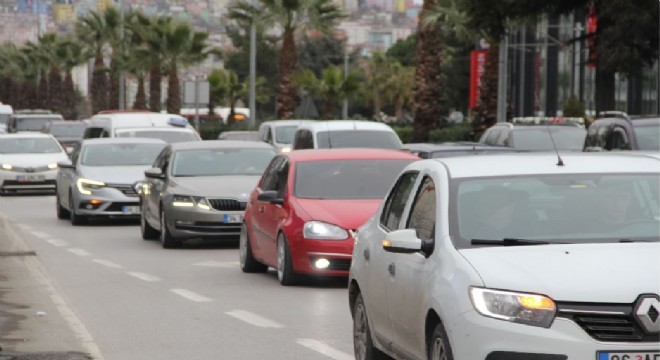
48,163 -> 58,169
171,195 -> 211,210
194,197 -> 212,210
76,178 -> 106,195
280,146 -> 291,153
1,164 -> 12,170
133,181 -> 145,195
469,287 -> 556,328
303,221 -> 348,240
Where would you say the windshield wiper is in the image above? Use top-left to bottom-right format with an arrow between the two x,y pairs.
471,238 -> 552,246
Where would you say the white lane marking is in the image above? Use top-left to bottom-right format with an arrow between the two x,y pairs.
170,289 -> 213,302
92,259 -> 123,269
67,248 -> 90,257
296,339 -> 354,360
193,261 -> 240,268
225,310 -> 283,328
45,238 -> 69,247
29,231 -> 51,239
127,272 -> 161,282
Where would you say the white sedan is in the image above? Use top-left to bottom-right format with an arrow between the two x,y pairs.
0,133 -> 68,194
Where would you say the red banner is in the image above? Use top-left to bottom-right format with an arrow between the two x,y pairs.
469,50 -> 488,109
587,1 -> 597,68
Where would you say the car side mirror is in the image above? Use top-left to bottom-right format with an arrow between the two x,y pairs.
145,168 -> 164,179
257,190 -> 283,205
57,160 -> 75,169
382,229 -> 422,254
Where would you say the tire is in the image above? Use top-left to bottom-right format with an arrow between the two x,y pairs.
159,209 -> 179,249
239,224 -> 268,273
277,233 -> 299,286
140,201 -> 159,240
56,191 -> 70,219
428,322 -> 454,360
353,293 -> 389,360
69,191 -> 86,226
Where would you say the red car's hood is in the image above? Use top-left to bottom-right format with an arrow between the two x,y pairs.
294,198 -> 382,230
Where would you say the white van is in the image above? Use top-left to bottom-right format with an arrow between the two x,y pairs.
83,111 -> 201,143
0,103 -> 13,134
292,120 -> 403,150
258,119 -> 315,152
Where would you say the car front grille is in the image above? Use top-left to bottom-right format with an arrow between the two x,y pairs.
9,165 -> 51,173
208,198 -> 246,211
556,302 -> 658,342
175,221 -> 241,234
107,183 -> 138,197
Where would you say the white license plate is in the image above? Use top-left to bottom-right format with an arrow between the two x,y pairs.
16,175 -> 45,182
122,206 -> 140,215
597,351 -> 660,360
223,214 -> 243,223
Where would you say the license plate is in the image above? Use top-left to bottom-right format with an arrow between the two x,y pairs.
223,214 -> 242,223
122,206 -> 140,215
16,175 -> 45,182
597,351 -> 660,360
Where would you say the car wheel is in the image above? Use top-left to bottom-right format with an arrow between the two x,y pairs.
69,191 -> 86,226
56,191 -> 70,219
277,233 -> 298,286
159,209 -> 179,249
428,322 -> 454,360
140,201 -> 159,240
353,293 -> 388,360
239,224 -> 267,273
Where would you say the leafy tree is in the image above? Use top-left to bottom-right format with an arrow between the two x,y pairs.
386,35 -> 416,67
56,38 -> 89,119
208,69 -> 269,125
297,34 -> 346,77
76,10 -> 110,114
293,65 -> 361,119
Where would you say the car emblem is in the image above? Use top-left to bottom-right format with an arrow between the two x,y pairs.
634,295 -> 660,334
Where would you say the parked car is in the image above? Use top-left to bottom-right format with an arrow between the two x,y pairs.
292,120 -> 403,150
349,152 -> 659,360
7,110 -> 63,133
140,140 -> 277,248
240,149 -> 419,285
218,130 -> 260,141
258,120 -> 315,152
41,120 -> 88,153
584,114 -> 660,152
83,110 -> 199,143
55,138 -> 167,225
479,122 -> 587,151
0,133 -> 68,194
403,142 -> 516,158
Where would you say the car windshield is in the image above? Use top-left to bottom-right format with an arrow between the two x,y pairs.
295,159 -> 413,199
81,143 -> 165,166
452,174 -> 660,248
633,124 -> 660,151
511,127 -> 586,151
49,124 -> 87,138
0,137 -> 62,153
171,148 -> 276,177
15,117 -> 58,131
316,130 -> 402,150
115,130 -> 198,143
274,126 -> 297,144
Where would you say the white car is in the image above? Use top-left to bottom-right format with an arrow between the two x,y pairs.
349,152 -> 660,360
0,133 -> 68,194
292,120 -> 403,150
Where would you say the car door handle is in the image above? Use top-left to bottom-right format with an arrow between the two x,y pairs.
363,248 -> 370,261
387,263 -> 395,276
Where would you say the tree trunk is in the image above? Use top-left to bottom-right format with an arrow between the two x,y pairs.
323,100 -> 335,119
108,57 -> 120,110
48,66 -> 63,114
412,0 -> 444,142
472,42 -> 499,137
228,103 -> 237,126
91,53 -> 108,114
38,74 -> 49,109
166,64 -> 181,115
277,30 -> 299,119
373,94 -> 381,119
595,67 -> 615,114
62,72 -> 77,119
395,96 -> 404,120
0,76 -> 10,103
149,57 -> 161,112
133,76 -> 147,110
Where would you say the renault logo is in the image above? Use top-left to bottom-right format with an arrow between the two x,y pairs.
634,295 -> 660,334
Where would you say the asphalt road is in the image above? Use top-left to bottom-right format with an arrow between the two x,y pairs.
0,195 -> 355,360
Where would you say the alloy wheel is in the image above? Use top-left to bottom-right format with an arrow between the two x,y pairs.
430,336 -> 448,360
353,301 -> 368,360
277,237 -> 285,282
239,225 -> 248,268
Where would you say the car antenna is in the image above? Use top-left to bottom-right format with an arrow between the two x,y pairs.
546,123 -> 564,166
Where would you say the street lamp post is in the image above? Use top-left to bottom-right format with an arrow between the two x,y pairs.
248,0 -> 257,128
342,46 -> 349,119
496,32 -> 509,123
118,0 -> 126,110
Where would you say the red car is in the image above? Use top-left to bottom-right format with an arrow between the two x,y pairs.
239,149 -> 419,285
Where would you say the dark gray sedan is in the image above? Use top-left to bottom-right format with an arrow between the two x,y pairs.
140,140 -> 276,248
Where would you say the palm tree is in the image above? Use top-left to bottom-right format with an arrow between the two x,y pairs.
228,0 -> 344,119
385,63 -> 415,121
77,10 -> 110,114
293,65 -> 360,119
358,53 -> 396,119
208,69 -> 269,125
56,38 -> 90,119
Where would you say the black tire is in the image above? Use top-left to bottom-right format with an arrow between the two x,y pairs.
353,293 -> 389,360
239,224 -> 268,273
159,209 -> 179,249
277,233 -> 299,286
140,201 -> 159,240
69,191 -> 86,226
428,322 -> 454,360
56,191 -> 70,219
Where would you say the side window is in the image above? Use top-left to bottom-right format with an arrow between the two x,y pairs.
260,157 -> 283,191
69,143 -> 82,164
156,148 -> 171,174
265,126 -> 273,143
406,176 -> 437,246
294,130 -> 313,149
597,126 -> 610,149
380,172 -> 419,231
84,127 -> 105,139
275,160 -> 289,198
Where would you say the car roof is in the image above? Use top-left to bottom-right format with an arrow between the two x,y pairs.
430,152 -> 660,179
48,121 -> 86,126
0,133 -> 56,139
114,127 -> 195,132
297,120 -> 395,131
260,120 -> 316,127
81,137 -> 167,146
11,113 -> 62,118
220,130 -> 259,134
285,149 -> 419,162
403,142 -> 511,151
170,140 -> 276,151
89,112 -> 189,127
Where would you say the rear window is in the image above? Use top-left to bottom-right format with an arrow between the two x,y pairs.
633,124 -> 660,151
49,124 -> 87,138
511,127 -> 586,151
81,143 -> 165,166
115,130 -> 199,143
13,117 -> 60,132
316,130 -> 402,150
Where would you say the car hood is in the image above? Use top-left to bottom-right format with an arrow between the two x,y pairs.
295,198 -> 382,230
169,176 -> 260,199
0,153 -> 67,167
459,242 -> 660,303
79,165 -> 151,184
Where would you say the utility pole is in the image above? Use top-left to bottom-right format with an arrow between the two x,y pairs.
342,46 -> 349,119
118,0 -> 126,110
194,76 -> 200,131
248,0 -> 257,128
496,32 -> 509,123
36,0 -> 42,38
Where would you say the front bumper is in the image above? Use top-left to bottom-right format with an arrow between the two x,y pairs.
449,310 -> 659,359
165,205 -> 244,240
74,184 -> 140,218
289,234 -> 354,277
0,169 -> 57,193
